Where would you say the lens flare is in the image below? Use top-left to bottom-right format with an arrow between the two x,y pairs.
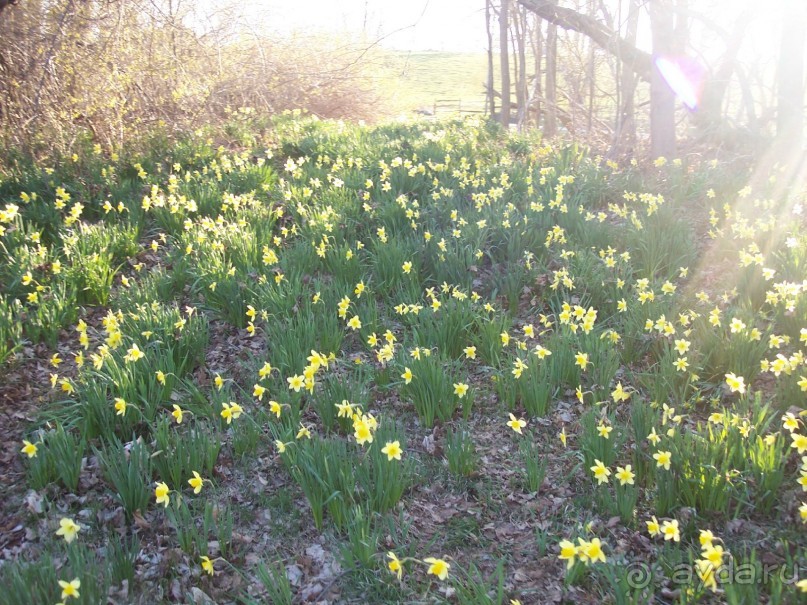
655,55 -> 706,110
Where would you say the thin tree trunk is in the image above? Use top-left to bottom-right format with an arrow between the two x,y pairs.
515,5 -> 528,128
695,10 -> 751,140
531,14 -> 543,126
486,0 -> 496,117
649,0 -> 676,158
499,0 -> 511,127
519,0 -> 652,80
613,0 -> 639,153
586,1 -> 596,141
545,3 -> 558,136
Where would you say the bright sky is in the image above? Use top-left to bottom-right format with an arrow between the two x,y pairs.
204,0 -> 789,83
250,0 -> 488,52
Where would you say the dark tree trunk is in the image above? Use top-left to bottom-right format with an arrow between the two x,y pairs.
545,5 -> 558,136
499,0 -> 511,127
531,15 -> 543,126
515,5 -> 528,128
585,0 -> 596,140
486,0 -> 496,117
613,0 -> 639,153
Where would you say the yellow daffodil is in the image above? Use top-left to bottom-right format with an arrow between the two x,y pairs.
590,459 -> 611,484
558,539 -> 577,569
188,471 -> 205,494
507,413 -> 526,434
615,465 -> 635,486
56,517 -> 80,543
114,397 -> 127,416
661,519 -> 680,542
424,557 -> 450,580
220,401 -> 242,424
59,578 -> 81,600
21,440 -> 38,458
354,417 -> 373,445
287,374 -> 305,392
597,423 -> 612,439
381,440 -> 403,461
387,552 -> 403,579
124,343 -> 144,363
792,433 -> 807,454
725,372 -> 746,394
155,482 -> 170,507
582,537 -> 606,564
653,450 -> 672,470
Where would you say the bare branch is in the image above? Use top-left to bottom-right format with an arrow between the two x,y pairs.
517,0 -> 652,81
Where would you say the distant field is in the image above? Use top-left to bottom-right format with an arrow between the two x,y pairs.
378,51 -> 492,115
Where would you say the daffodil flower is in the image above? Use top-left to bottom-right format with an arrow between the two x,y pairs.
424,556 -> 450,580
507,413 -> 526,434
56,517 -> 80,543
381,440 -> 403,461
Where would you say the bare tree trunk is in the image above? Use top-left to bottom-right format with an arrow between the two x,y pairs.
613,0 -> 639,153
515,5 -> 528,128
531,14 -> 543,127
499,0 -> 511,127
486,0 -> 496,117
519,0 -> 652,80
695,10 -> 751,140
649,0 -> 676,158
586,0 -> 596,142
545,3 -> 558,136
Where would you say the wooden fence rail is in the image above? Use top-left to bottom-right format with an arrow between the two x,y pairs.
432,99 -> 486,116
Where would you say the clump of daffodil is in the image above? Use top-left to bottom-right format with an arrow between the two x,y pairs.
646,515 -> 681,542
353,412 -> 378,445
220,401 -> 243,424
558,536 -> 608,569
693,529 -> 727,592
590,459 -> 610,484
